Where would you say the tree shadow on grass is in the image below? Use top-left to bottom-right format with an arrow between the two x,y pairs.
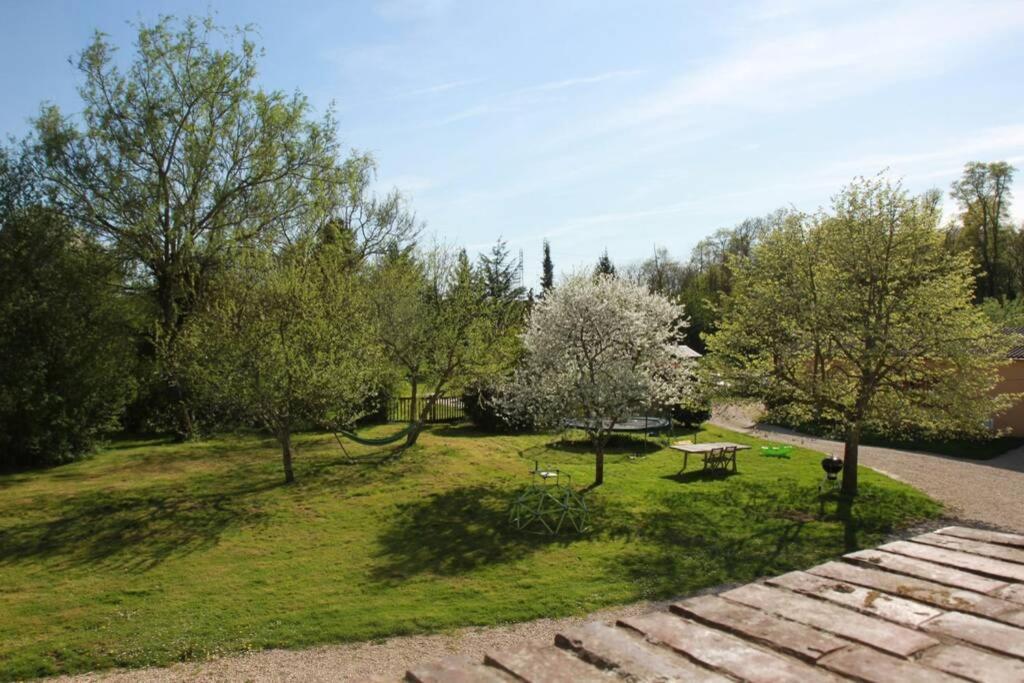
660,470 -> 739,484
519,437 -> 666,470
598,480 -> 898,598
371,484 -> 572,582
0,474 -> 277,572
548,436 -> 665,456
428,423 -> 491,439
0,432 -> 433,573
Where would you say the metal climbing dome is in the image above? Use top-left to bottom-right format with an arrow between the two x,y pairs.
508,461 -> 589,534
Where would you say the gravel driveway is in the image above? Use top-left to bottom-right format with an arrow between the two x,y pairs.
712,404 -> 1024,533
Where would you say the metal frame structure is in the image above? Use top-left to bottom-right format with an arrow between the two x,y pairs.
508,461 -> 589,534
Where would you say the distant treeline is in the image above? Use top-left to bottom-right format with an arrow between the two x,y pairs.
571,162 -> 1018,350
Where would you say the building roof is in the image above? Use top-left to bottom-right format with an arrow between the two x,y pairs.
1006,327 -> 1024,360
678,344 -> 702,359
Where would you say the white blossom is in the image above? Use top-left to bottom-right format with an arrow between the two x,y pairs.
504,273 -> 696,483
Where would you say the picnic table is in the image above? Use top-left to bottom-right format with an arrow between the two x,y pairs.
669,441 -> 751,474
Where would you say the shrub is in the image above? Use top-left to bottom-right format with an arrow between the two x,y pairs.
671,400 -> 712,427
462,381 -> 531,433
0,207 -> 136,469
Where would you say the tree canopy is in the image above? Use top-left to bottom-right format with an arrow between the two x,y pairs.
33,16 -> 364,438
948,162 -> 1017,300
594,249 -> 617,278
0,148 -> 136,468
505,273 -> 695,486
541,239 -> 554,294
370,246 -> 523,445
181,237 -> 381,482
708,176 -> 1014,496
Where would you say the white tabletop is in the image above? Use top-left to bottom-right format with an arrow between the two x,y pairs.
669,441 -> 751,453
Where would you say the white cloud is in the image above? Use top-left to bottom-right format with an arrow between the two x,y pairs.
424,68 -> 644,127
398,78 -> 482,98
517,69 -> 645,95
425,103 -> 504,127
822,124 -> 1024,177
585,1 -> 1024,137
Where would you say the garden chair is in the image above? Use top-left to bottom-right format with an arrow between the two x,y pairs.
702,446 -> 737,474
701,447 -> 724,473
723,445 -> 738,473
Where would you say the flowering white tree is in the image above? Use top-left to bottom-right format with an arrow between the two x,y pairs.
505,273 -> 695,486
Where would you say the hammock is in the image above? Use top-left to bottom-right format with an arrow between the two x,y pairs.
333,423 -> 420,458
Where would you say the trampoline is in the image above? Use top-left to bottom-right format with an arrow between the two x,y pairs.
563,416 -> 671,433
561,415 -> 673,457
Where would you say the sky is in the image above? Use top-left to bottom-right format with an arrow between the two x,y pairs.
2,0 -> 1024,288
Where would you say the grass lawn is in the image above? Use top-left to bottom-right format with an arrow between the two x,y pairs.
0,423 -> 939,680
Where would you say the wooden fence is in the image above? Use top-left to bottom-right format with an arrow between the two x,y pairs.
387,395 -> 465,423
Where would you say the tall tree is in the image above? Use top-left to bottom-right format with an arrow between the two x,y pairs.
594,249 -> 617,278
708,176 -> 1013,497
370,247 -> 522,445
34,16 -> 345,438
622,213 -> 782,351
949,161 -> 1016,299
478,238 -> 525,303
505,274 -> 695,487
541,239 -> 554,294
180,238 -> 380,483
0,148 -> 135,469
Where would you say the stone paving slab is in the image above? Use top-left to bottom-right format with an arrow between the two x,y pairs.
554,621 -> 730,682
807,560 -> 1024,626
995,583 -> 1024,605
405,525 -> 1024,682
818,644 -> 965,683
722,582 -> 939,656
620,612 -> 840,683
920,644 -> 1024,683
916,532 -> 1024,564
483,645 -> 614,682
765,570 -> 944,627
406,656 -> 516,683
936,526 -> 1024,549
846,547 -> 1011,593
922,611 -> 1024,659
882,539 -> 1024,582
670,593 -> 849,662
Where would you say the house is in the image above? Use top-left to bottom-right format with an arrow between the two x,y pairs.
993,327 -> 1024,435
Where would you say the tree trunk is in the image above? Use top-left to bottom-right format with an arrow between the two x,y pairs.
174,390 -> 194,442
158,274 -> 196,442
405,388 -> 440,448
404,422 -> 423,447
841,422 -> 859,497
280,430 -> 295,484
410,378 -> 419,422
593,440 -> 605,487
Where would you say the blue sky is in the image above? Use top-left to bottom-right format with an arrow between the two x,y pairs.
3,0 -> 1024,287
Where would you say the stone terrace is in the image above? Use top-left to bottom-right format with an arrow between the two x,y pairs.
406,526 -> 1024,682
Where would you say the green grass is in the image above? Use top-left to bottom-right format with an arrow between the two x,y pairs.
0,424 -> 940,680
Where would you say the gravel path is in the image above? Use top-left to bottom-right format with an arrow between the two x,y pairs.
50,601 -> 669,683
713,404 -> 1024,533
